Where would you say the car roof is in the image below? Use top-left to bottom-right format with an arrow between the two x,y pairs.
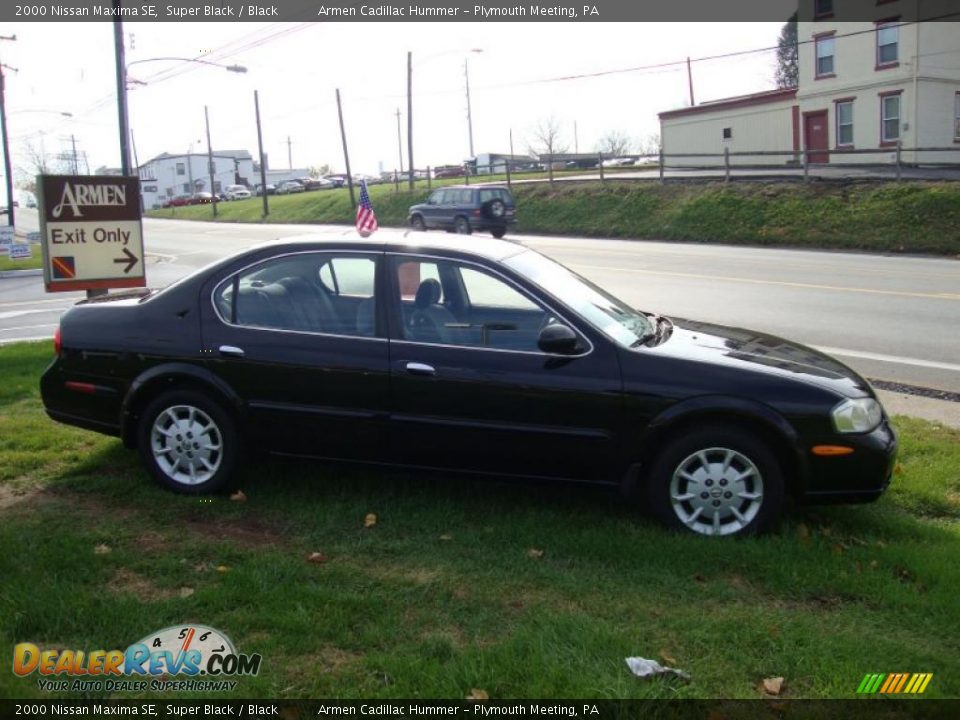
434,184 -> 510,191
258,229 -> 528,262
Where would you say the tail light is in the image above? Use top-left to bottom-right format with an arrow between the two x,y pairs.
54,327 -> 62,357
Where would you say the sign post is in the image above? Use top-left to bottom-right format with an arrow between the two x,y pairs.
37,175 -> 146,293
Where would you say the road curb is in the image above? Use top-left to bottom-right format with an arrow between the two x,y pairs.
0,269 -> 43,279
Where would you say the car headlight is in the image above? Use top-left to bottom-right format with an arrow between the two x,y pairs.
831,398 -> 883,434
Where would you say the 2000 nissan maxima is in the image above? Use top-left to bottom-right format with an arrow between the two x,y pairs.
41,234 -> 897,536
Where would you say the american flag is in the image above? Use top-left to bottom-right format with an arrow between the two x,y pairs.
355,180 -> 379,237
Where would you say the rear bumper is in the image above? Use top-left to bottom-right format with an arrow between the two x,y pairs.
800,420 -> 898,505
41,361 -> 124,439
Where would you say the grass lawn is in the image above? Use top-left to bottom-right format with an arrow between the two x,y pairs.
146,181 -> 960,255
0,244 -> 42,271
1,341 -> 958,700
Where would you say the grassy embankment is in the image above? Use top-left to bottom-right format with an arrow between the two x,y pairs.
0,244 -> 42,271
1,341 -> 959,700
147,181 -> 960,255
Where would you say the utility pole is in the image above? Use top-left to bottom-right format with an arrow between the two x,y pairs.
130,129 -> 140,175
113,12 -> 132,175
574,121 -> 578,154
287,135 -> 292,171
407,50 -> 414,189
686,56 -> 695,107
0,34 -> 17,228
254,90 -> 269,218
205,105 -> 217,218
186,143 -> 194,195
465,58 -> 474,158
395,107 -> 403,174
70,135 -> 79,174
335,89 -> 356,209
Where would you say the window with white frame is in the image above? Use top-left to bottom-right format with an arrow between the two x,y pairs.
176,162 -> 185,176
815,36 -> 835,77
877,22 -> 899,66
881,94 -> 901,143
836,102 -> 854,147
955,92 -> 960,140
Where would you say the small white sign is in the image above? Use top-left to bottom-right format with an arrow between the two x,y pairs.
9,244 -> 32,260
0,226 -> 13,245
27,231 -> 41,242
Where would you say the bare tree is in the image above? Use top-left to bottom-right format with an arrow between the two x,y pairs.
527,117 -> 569,161
637,133 -> 662,157
15,138 -> 69,196
596,130 -> 633,157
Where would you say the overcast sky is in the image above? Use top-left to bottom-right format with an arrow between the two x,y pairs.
1,21 -> 783,182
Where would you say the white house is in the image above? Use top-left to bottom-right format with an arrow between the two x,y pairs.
138,150 -> 255,208
660,3 -> 959,166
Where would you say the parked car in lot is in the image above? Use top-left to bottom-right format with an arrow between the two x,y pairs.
408,185 -> 516,238
434,166 -> 466,179
324,175 -> 348,188
191,192 -> 215,204
297,177 -> 333,191
276,180 -> 305,195
41,233 -> 896,537
224,184 -> 252,200
255,184 -> 277,196
166,194 -> 193,207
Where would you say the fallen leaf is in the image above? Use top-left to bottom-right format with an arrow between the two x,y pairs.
194,562 -> 209,573
439,534 -> 453,541
465,689 -> 489,700
306,552 -> 328,564
364,513 -> 378,528
230,490 -> 247,502
216,565 -> 230,573
762,677 -> 785,695
178,587 -> 194,598
894,463 -> 903,476
875,540 -> 887,548
527,548 -> 544,559
94,544 -> 111,555
659,649 -> 677,666
869,560 -> 879,569
797,523 -> 810,539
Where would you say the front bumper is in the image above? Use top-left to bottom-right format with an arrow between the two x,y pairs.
800,419 -> 898,504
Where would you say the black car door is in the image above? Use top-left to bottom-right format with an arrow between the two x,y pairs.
385,253 -> 623,483
200,249 -> 389,462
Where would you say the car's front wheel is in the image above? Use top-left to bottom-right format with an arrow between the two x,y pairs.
137,389 -> 238,494
645,425 -> 785,536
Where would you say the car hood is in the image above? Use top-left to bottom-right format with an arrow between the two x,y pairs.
645,317 -> 873,398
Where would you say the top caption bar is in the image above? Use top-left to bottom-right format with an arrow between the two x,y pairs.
3,0 -> 959,23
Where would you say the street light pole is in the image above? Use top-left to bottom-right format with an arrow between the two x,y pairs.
465,58 -> 474,159
407,51 -> 413,190
205,105 -> 217,218
0,63 -> 15,227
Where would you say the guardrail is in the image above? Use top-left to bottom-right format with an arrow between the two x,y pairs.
383,143 -> 959,191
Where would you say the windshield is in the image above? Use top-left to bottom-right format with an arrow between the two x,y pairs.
504,249 -> 654,347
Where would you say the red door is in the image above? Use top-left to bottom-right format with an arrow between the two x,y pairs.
804,111 -> 829,164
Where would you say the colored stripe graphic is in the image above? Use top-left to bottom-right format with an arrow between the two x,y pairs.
857,673 -> 932,694
51,256 -> 76,279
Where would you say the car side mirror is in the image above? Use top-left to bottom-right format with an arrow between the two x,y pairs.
538,323 -> 580,354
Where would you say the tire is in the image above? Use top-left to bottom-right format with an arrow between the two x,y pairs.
410,215 -> 426,232
482,199 -> 506,219
490,227 -> 507,239
644,425 -> 785,537
454,216 -> 472,235
137,389 -> 239,495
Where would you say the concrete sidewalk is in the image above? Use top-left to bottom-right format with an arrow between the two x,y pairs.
877,390 -> 960,429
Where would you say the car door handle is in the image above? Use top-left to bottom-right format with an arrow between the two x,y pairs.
405,362 -> 435,376
219,345 -> 245,358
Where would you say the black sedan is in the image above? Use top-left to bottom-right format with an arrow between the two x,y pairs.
41,234 -> 896,536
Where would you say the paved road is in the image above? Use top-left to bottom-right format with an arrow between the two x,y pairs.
3,210 -> 959,394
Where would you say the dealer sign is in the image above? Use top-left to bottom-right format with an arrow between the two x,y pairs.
38,175 -> 146,293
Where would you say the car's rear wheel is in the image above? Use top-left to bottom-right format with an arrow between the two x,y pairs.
137,389 -> 238,495
410,215 -> 426,232
491,227 -> 507,239
454,216 -> 472,235
645,425 -> 785,537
